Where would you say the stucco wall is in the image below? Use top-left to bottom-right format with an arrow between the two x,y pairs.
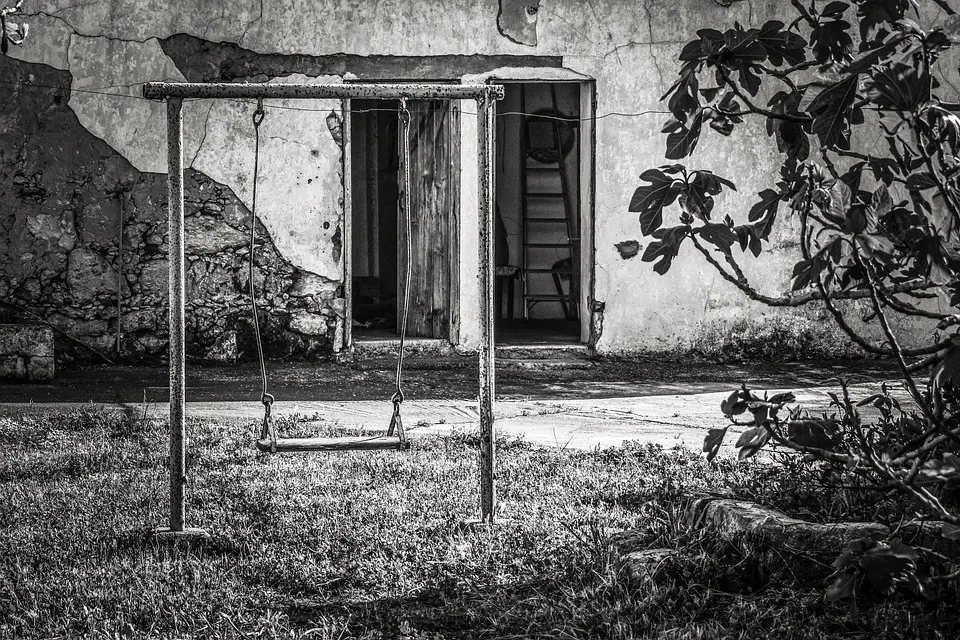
3,0 -> 953,360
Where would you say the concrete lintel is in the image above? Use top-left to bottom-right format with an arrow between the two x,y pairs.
462,67 -> 593,84
143,82 -> 504,101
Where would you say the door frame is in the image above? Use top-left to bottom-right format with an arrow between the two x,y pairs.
487,77 -> 597,344
342,87 -> 462,350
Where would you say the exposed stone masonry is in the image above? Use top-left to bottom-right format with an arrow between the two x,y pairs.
0,54 -> 341,362
0,324 -> 54,380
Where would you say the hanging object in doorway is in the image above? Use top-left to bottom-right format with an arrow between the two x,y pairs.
525,110 -> 576,164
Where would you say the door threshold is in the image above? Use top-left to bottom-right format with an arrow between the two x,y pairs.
350,338 -> 456,357
495,343 -> 591,359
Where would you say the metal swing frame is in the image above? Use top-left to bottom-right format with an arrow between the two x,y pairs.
143,82 -> 504,538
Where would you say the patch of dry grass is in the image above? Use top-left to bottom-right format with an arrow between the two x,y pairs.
0,409 -> 957,639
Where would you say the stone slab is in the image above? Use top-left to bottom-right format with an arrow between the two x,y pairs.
0,324 -> 55,358
684,497 -> 959,586
26,356 -> 55,382
0,356 -> 27,380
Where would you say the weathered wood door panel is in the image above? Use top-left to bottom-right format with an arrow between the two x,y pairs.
398,100 -> 460,338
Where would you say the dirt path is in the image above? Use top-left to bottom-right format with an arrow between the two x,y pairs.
0,357 -> 901,403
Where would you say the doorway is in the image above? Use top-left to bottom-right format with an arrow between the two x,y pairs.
494,82 -> 587,345
350,99 -> 460,341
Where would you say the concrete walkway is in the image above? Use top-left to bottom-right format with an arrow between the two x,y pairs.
0,381 -> 901,451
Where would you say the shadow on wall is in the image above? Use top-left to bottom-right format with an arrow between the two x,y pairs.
0,55 -> 342,364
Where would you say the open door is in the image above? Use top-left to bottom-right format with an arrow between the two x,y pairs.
398,100 -> 460,338
351,99 -> 459,341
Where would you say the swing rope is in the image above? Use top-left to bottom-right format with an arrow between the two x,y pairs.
250,99 -> 413,452
249,99 -> 276,452
387,99 -> 413,443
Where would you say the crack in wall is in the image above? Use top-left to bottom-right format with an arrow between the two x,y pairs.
190,101 -> 215,169
23,11 -> 158,44
239,0 -> 264,45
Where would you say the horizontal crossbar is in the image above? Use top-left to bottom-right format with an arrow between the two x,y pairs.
256,436 -> 407,453
143,82 -> 504,101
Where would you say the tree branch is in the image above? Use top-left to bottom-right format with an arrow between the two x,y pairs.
856,252 -> 941,433
717,68 -> 813,124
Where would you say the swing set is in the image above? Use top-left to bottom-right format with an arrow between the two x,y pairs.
142,82 -> 504,539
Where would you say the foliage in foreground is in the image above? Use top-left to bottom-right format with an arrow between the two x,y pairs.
631,0 -> 960,608
2,409 -> 960,638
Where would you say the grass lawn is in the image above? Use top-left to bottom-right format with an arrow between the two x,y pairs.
0,409 -> 958,639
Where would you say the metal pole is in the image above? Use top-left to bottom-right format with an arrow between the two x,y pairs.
143,82 -> 504,101
477,94 -> 497,522
155,98 -> 206,542
116,192 -> 124,356
166,97 -> 186,533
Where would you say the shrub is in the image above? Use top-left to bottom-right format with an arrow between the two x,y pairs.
630,0 -> 960,604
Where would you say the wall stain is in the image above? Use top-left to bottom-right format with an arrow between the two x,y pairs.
497,0 -> 542,47
158,34 -> 562,82
325,110 -> 343,148
331,224 -> 342,265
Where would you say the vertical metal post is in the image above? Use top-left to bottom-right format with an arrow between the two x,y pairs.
477,93 -> 497,521
116,192 -> 124,355
167,97 -> 187,533
155,98 -> 206,542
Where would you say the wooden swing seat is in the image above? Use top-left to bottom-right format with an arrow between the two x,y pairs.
255,435 -> 407,453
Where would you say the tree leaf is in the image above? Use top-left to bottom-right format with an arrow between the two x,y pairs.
845,34 -> 905,74
808,74 -> 859,149
641,226 -> 689,275
630,169 -> 683,235
668,72 -> 701,122
735,426 -> 771,459
721,389 -> 750,416
865,62 -> 930,111
697,223 -> 738,252
679,39 -> 705,62
768,392 -> 796,404
820,1 -> 849,20
755,19 -> 807,66
931,343 -> 960,400
692,170 -> 736,195
733,224 -> 763,256
870,184 -> 892,217
680,193 -> 714,220
859,541 -> 917,595
811,18 -> 854,64
749,189 -> 782,223
942,523 -> 960,541
856,0 -> 910,43
905,171 -> 938,191
825,572 -> 856,602
664,111 -> 704,159
788,419 -> 840,450
703,426 -> 728,462
824,179 -> 853,224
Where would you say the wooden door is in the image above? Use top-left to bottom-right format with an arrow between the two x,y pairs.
398,100 -> 460,338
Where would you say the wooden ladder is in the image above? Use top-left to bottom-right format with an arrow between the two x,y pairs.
520,85 -> 579,321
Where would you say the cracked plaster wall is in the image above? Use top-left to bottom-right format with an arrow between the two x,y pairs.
3,0 -> 953,359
